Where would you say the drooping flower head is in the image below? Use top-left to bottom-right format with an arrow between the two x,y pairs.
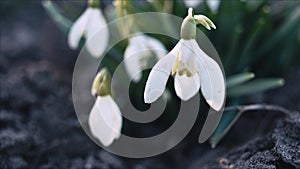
68,0 -> 109,57
89,68 -> 122,146
115,0 -> 168,82
144,8 -> 225,111
124,34 -> 167,82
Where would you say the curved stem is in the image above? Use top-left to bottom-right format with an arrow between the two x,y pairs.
210,104 -> 297,148
224,104 -> 293,115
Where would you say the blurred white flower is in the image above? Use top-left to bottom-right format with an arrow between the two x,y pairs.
89,69 -> 122,146
144,8 -> 225,111
68,7 -> 109,57
184,0 -> 202,8
89,95 -> 122,146
184,0 -> 220,14
124,34 -> 167,82
206,0 -> 220,13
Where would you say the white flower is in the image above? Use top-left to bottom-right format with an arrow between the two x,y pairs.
184,0 -> 202,8
184,0 -> 221,14
206,0 -> 220,13
68,7 -> 109,57
124,34 -> 167,82
89,68 -> 122,146
144,8 -> 225,111
89,95 -> 122,146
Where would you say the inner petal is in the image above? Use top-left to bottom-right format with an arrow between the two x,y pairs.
174,73 -> 201,101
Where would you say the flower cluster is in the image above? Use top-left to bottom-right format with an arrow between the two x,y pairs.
70,0 -> 225,146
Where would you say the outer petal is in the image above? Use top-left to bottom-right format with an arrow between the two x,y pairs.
124,47 -> 142,82
144,42 -> 181,103
68,8 -> 92,49
184,0 -> 203,8
124,35 -> 148,82
192,40 -> 225,111
207,0 -> 220,13
85,9 -> 109,57
174,74 -> 200,101
88,96 -> 122,146
146,36 -> 167,59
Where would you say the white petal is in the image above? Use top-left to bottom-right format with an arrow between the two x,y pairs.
124,37 -> 144,82
184,0 -> 203,7
207,0 -> 220,13
179,39 -> 194,58
124,34 -> 167,82
179,39 -> 199,74
88,96 -> 122,146
192,40 -> 225,111
130,34 -> 148,44
144,42 -> 181,103
174,74 -> 200,101
68,8 -> 92,49
85,9 -> 109,57
146,36 -> 167,59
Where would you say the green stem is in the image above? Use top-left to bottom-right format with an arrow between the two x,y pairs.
163,0 -> 173,13
42,0 -> 72,33
88,0 -> 100,8
116,0 -> 131,39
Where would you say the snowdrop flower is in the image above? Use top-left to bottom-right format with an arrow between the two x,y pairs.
68,0 -> 109,57
206,0 -> 220,13
184,0 -> 221,14
124,34 -> 167,82
89,68 -> 122,146
144,8 -> 225,111
184,0 -> 202,8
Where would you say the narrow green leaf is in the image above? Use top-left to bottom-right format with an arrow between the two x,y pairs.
209,99 -> 240,148
258,5 -> 300,57
227,78 -> 284,97
209,110 -> 241,148
226,72 -> 255,88
42,0 -> 73,33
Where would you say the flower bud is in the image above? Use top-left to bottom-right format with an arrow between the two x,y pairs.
91,68 -> 111,96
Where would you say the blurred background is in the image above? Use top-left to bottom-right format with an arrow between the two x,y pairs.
1,0 -> 300,169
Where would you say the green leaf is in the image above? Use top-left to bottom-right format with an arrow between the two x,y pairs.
209,110 -> 241,148
227,78 -> 285,97
42,0 -> 73,33
209,99 -> 240,148
226,72 -> 255,88
258,5 -> 300,57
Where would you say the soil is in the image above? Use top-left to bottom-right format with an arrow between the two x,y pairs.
1,2 -> 299,169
